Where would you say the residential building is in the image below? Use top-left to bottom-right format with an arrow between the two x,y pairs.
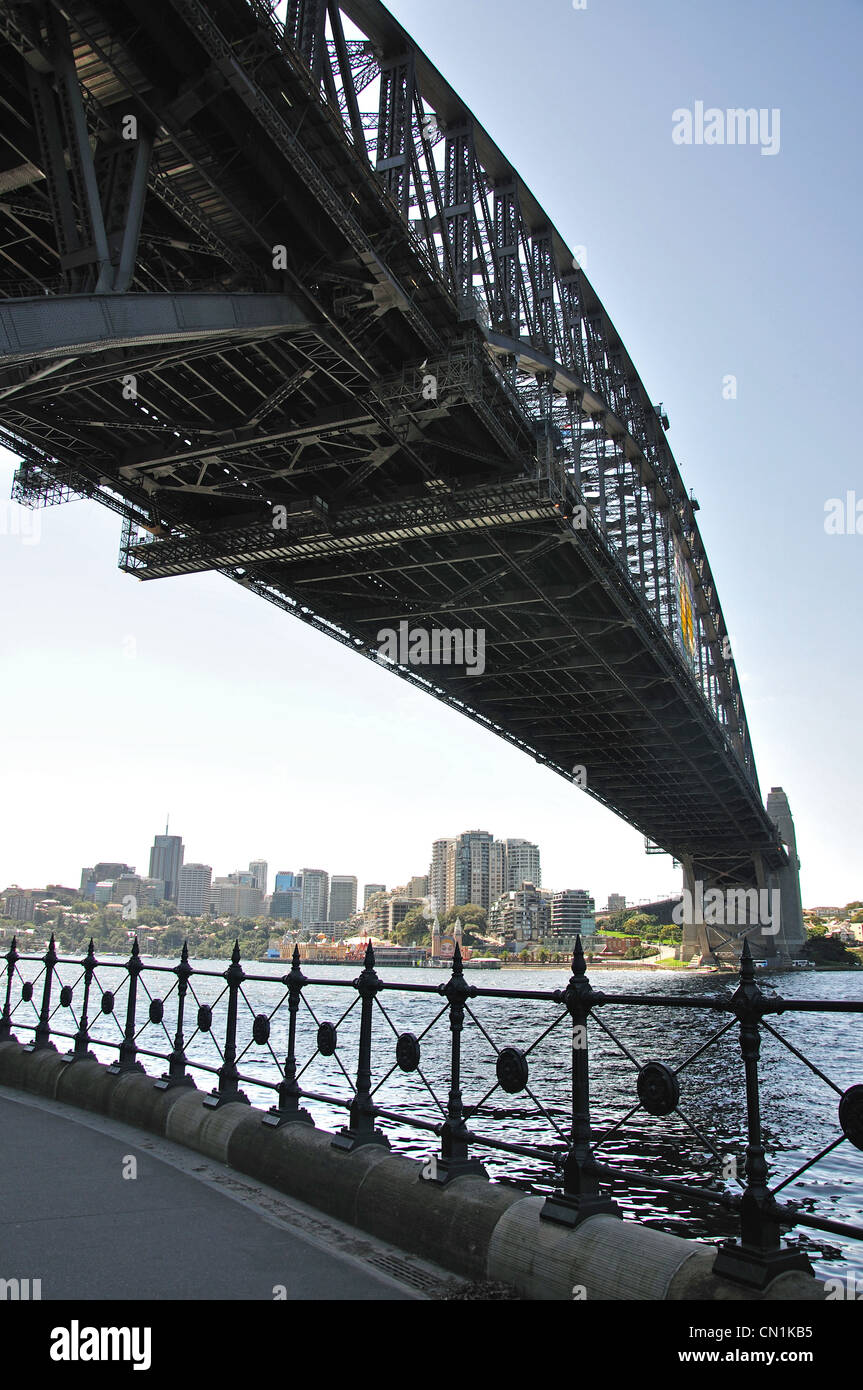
550,889 -> 596,942
388,896 -> 424,935
428,839 -> 453,917
0,886 -> 36,921
177,864 -> 212,916
504,839 -> 541,891
490,882 -> 550,945
363,883 -> 386,908
406,874 -> 429,899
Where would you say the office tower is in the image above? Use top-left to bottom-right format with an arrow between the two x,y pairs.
329,875 -> 358,923
429,839 -> 453,916
249,860 -> 268,895
504,839 -> 541,891
272,871 -> 302,920
79,868 -> 95,897
148,826 -> 184,902
607,893 -> 627,913
550,889 -> 596,940
301,869 -> 329,928
177,864 -> 213,916
209,877 -> 263,917
364,883 -> 386,908
112,873 -> 141,904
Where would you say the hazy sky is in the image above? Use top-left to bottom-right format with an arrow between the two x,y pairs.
1,0 -> 860,908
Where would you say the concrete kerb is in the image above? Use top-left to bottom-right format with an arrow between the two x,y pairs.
0,1043 -> 829,1300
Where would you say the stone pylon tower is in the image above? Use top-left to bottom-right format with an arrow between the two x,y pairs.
765,787 -> 806,956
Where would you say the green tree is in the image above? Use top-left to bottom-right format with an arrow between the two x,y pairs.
802,935 -> 860,966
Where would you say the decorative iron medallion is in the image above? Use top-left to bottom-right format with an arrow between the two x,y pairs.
496,1046 -> 529,1095
839,1084 -> 863,1151
396,1032 -> 420,1072
197,1004 -> 213,1033
252,1013 -> 270,1046
317,1021 -> 337,1057
637,1060 -> 680,1116
21,981 -> 33,1002
100,990 -> 114,1014
59,985 -> 73,1008
148,999 -> 163,1025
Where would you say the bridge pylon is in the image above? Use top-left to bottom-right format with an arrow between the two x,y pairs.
679,787 -> 805,966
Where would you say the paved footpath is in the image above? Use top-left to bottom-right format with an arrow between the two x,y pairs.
0,1087 -> 456,1301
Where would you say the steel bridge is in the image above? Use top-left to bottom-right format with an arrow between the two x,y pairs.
0,0 -> 801,950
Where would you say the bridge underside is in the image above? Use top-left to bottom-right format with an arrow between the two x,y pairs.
0,0 -> 789,891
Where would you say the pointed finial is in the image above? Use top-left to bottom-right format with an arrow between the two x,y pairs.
49,932 -> 56,947
453,941 -> 463,974
10,935 -> 17,951
364,939 -> 375,968
739,936 -> 754,980
571,932 -> 586,976
231,940 -> 241,964
181,940 -> 189,962
131,936 -> 140,957
292,944 -> 300,967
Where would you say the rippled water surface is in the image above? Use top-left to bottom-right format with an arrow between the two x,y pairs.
11,953 -> 863,1282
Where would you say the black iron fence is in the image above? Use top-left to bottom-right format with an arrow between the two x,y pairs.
2,932 -> 861,1290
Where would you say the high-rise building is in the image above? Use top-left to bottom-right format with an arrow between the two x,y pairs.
177,864 -> 212,916
148,827 -> 184,902
388,896 -> 424,935
329,875 -> 358,923
607,893 -> 627,913
453,830 -> 494,910
208,878 -> 263,917
429,840 -> 453,917
248,860 -> 268,895
504,839 -> 541,891
363,883 -> 386,908
301,869 -> 329,928
407,874 -> 429,900
272,871 -> 302,921
489,840 -> 506,905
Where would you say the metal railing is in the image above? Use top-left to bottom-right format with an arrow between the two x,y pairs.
1,932 -> 861,1290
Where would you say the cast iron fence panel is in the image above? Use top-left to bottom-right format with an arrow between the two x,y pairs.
2,933 -> 861,1290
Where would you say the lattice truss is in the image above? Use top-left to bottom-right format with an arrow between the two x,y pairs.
0,0 -> 777,867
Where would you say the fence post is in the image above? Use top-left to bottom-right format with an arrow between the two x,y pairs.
0,936 -> 19,1043
66,939 -> 97,1061
332,942 -> 389,1151
24,933 -> 59,1053
426,942 -> 486,1183
155,942 -> 196,1090
711,939 -> 813,1287
203,941 -> 250,1108
542,935 -> 620,1226
107,937 -> 145,1074
264,946 -> 313,1127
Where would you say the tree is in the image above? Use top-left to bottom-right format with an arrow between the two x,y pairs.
807,922 -> 827,938
802,935 -> 860,966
